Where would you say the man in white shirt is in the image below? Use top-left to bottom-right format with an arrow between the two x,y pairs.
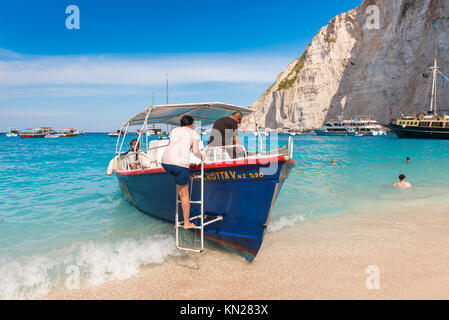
162,116 -> 205,229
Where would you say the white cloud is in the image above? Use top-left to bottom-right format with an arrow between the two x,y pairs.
0,49 -> 23,60
0,49 -> 300,131
0,50 -> 293,87
0,110 -> 85,118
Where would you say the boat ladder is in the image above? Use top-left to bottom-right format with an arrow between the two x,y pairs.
175,161 -> 223,253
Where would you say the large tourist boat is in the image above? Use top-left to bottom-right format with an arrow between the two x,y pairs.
315,116 -> 386,136
61,128 -> 79,137
389,45 -> 449,139
20,127 -> 54,138
108,102 -> 296,261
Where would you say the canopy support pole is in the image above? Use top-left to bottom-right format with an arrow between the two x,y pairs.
115,125 -> 123,155
253,113 -> 264,154
118,123 -> 130,155
135,108 -> 152,152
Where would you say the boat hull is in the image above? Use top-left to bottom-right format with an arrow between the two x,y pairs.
20,134 -> 46,138
388,124 -> 449,139
314,130 -> 355,136
115,155 -> 295,261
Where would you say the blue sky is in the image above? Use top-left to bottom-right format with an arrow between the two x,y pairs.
0,0 -> 361,131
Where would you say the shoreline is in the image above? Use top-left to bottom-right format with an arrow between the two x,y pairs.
45,203 -> 449,300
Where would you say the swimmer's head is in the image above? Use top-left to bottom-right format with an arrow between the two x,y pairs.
399,174 -> 406,181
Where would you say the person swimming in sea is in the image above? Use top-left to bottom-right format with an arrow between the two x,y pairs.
393,174 -> 412,189
405,157 -> 410,163
331,159 -> 337,165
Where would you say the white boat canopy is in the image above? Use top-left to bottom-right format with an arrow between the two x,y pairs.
126,102 -> 253,127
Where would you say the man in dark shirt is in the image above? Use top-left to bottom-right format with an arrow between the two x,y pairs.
207,112 -> 242,160
208,112 -> 242,146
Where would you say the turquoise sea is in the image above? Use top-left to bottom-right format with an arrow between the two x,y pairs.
1,133 -> 449,299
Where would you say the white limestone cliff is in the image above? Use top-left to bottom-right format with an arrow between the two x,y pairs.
241,0 -> 449,131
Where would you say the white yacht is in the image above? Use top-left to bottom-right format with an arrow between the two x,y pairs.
315,116 -> 386,136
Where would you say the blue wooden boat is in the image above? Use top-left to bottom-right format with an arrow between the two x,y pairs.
110,103 -> 296,261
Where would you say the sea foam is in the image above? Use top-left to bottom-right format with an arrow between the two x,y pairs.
267,214 -> 306,233
0,234 -> 179,300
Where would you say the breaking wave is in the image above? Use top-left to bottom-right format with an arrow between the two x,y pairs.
267,214 -> 306,233
0,234 -> 179,300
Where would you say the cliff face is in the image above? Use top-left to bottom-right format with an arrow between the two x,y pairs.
241,0 -> 449,131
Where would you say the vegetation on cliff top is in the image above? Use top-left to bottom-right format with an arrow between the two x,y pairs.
276,51 -> 307,91
261,40 -> 313,96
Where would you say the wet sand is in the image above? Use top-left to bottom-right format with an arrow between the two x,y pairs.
46,203 -> 449,300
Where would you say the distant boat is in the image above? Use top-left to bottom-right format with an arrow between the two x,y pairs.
146,128 -> 162,136
315,116 -> 385,136
6,128 -> 20,137
109,129 -> 127,137
315,118 -> 355,136
20,127 -> 54,138
45,133 -> 62,138
61,128 -> 79,137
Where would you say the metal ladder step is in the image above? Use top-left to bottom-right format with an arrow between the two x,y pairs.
175,162 -> 222,253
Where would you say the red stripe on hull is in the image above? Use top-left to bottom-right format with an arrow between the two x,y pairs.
116,155 -> 296,176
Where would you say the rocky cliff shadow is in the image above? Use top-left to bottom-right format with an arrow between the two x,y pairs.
325,0 -> 385,123
325,0 -> 449,125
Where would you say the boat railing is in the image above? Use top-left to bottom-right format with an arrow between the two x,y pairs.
115,146 -> 164,172
205,137 -> 293,163
115,137 -> 293,173
115,153 -> 132,172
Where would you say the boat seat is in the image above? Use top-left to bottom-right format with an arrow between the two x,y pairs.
147,139 -> 205,167
138,151 -> 155,169
148,140 -> 169,167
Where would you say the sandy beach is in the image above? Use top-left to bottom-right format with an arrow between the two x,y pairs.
46,202 -> 449,300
